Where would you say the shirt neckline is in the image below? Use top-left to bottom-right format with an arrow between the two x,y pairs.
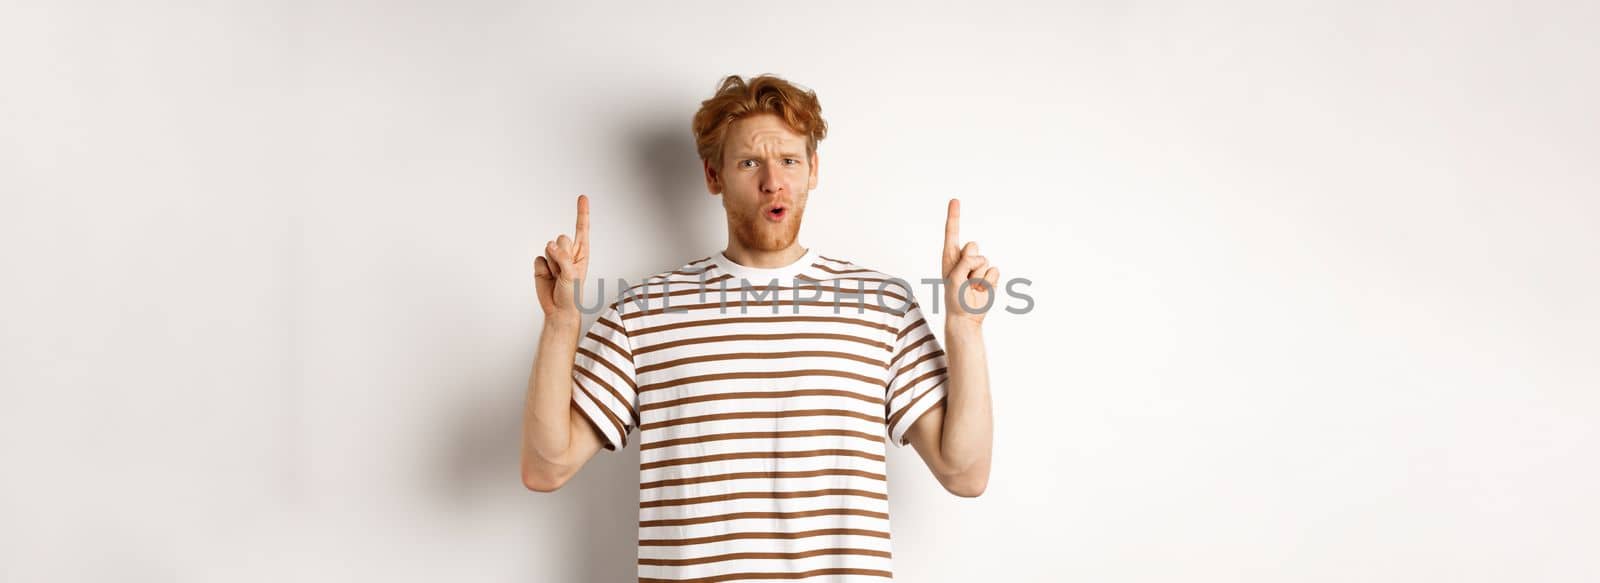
709,246 -> 818,284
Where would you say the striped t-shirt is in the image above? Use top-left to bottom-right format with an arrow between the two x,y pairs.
570,247 -> 950,582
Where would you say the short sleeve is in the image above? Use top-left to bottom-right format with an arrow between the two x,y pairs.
884,300 -> 949,447
571,303 -> 640,451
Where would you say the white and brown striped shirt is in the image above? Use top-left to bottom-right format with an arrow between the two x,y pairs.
570,247 -> 950,582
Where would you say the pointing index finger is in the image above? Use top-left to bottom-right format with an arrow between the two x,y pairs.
575,194 -> 590,248
944,198 -> 961,256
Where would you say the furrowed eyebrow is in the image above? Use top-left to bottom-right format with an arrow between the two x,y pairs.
733,152 -> 806,160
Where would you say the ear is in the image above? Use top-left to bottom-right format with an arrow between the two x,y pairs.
807,150 -> 819,191
703,158 -> 723,196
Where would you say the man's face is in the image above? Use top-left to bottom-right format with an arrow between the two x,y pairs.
704,113 -> 819,252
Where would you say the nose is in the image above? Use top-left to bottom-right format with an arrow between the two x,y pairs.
759,165 -> 785,194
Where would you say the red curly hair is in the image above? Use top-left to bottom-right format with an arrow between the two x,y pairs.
691,74 -> 828,168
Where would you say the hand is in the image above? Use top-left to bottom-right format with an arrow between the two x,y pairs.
941,198 -> 999,327
534,194 -> 591,326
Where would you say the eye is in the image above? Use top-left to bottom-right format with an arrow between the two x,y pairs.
783,158 -> 799,165
740,159 -> 757,168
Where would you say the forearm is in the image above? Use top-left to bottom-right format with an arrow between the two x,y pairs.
939,320 -> 994,474
523,317 -> 581,466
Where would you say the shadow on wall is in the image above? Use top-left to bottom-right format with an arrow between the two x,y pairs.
436,111 -> 713,581
627,108 -> 722,264
437,324 -> 641,583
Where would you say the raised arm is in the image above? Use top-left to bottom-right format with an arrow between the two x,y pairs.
906,198 -> 996,497
522,194 -> 605,492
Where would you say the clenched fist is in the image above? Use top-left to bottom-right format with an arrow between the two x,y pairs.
534,194 -> 591,327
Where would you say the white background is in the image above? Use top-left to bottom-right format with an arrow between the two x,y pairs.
3,1 -> 1597,581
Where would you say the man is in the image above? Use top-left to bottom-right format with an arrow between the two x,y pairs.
521,74 -> 996,582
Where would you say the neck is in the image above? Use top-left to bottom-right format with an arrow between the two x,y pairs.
722,239 -> 808,269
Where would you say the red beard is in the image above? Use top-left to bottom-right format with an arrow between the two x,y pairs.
726,201 -> 805,252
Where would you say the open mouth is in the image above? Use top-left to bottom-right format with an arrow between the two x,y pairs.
765,205 -> 788,222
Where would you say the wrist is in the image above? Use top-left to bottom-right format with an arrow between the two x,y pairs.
543,312 -> 581,334
944,316 -> 984,338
